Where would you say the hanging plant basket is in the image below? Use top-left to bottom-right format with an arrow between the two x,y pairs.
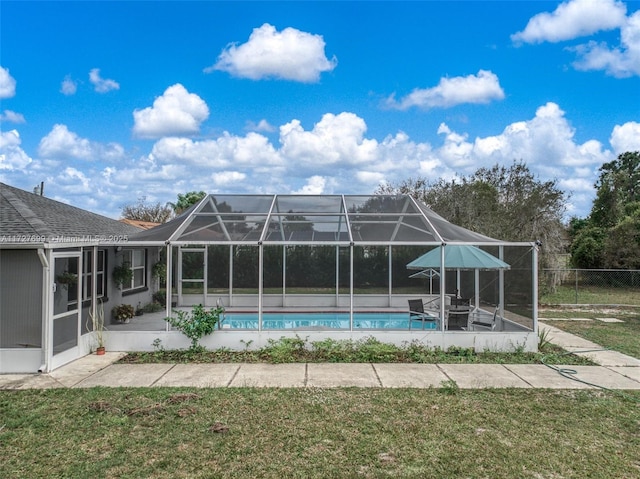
112,262 -> 133,289
56,271 -> 78,289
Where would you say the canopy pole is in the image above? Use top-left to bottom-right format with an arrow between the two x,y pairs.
165,244 -> 172,332
388,245 -> 392,303
335,245 -> 339,306
474,269 -> 480,312
499,245 -> 505,330
439,244 -> 446,332
258,243 -> 263,332
532,244 -> 539,335
349,243 -> 354,331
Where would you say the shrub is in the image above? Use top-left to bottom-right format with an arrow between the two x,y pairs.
165,304 -> 223,350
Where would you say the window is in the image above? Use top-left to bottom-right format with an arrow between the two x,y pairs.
82,249 -> 106,301
122,249 -> 146,291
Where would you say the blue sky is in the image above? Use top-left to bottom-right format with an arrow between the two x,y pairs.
1,0 -> 639,220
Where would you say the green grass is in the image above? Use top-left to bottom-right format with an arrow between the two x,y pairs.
119,337 -> 594,366
541,314 -> 640,359
1,388 -> 638,478
541,284 -> 640,306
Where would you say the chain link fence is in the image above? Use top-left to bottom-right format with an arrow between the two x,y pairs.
541,269 -> 640,306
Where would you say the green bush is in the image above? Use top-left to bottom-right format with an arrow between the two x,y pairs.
263,336 -> 308,363
165,304 -> 223,350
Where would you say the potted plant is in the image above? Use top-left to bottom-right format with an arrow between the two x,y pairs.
112,304 -> 135,323
112,261 -> 133,289
87,301 -> 107,354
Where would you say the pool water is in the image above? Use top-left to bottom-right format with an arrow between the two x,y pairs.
220,312 -> 438,330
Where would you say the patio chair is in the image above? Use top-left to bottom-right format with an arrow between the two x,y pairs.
409,299 -> 436,321
408,299 -> 438,324
469,306 -> 499,331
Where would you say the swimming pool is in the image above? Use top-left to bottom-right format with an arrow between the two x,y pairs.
219,312 -> 438,330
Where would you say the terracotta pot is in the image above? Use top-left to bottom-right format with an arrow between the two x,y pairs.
96,346 -> 106,355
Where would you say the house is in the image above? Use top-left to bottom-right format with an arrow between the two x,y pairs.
0,183 -> 159,373
1,187 -> 540,373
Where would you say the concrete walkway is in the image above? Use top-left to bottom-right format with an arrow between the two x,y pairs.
1,323 -> 639,390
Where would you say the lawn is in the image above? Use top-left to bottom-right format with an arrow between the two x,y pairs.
1,388 -> 638,478
540,284 -> 640,306
541,313 -> 640,359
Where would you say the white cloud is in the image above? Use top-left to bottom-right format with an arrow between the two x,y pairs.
89,68 -> 120,93
572,10 -> 640,77
0,129 -> 32,170
245,119 -> 276,133
0,66 -> 16,99
7,106 -> 631,220
355,171 -> 385,185
511,0 -> 627,44
212,171 -> 247,186
38,124 -> 125,161
206,23 -> 337,82
56,167 -> 92,193
60,75 -> 77,95
292,176 -> 327,194
150,131 -> 281,168
610,121 -> 640,153
385,70 -> 505,110
133,84 -> 210,139
0,110 -> 26,123
279,112 -> 378,171
436,102 -> 611,170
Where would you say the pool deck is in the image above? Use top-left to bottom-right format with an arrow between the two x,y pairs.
1,322 -> 639,391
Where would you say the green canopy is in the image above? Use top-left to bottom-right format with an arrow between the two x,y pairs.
407,245 -> 510,271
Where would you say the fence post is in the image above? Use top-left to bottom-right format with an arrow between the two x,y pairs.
575,269 -> 578,304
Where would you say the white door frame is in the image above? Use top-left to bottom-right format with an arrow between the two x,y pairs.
48,251 -> 83,371
178,247 -> 207,306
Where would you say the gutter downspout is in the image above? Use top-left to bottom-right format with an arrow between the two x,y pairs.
37,248 -> 50,373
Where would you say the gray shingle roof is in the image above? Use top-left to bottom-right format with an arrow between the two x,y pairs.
0,182 -> 141,245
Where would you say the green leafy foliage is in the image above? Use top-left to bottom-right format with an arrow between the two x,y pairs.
120,336 -> 594,366
113,304 -> 135,322
169,191 -> 207,215
590,151 -> 640,229
112,262 -> 133,289
165,304 -> 223,350
378,161 -> 567,268
569,226 -> 606,268
573,151 -> 640,269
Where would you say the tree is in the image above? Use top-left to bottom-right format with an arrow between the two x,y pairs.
590,151 -> 640,229
571,151 -> 640,269
378,162 -> 568,262
170,191 -> 207,215
121,196 -> 173,223
569,226 -> 606,269
603,215 -> 640,269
